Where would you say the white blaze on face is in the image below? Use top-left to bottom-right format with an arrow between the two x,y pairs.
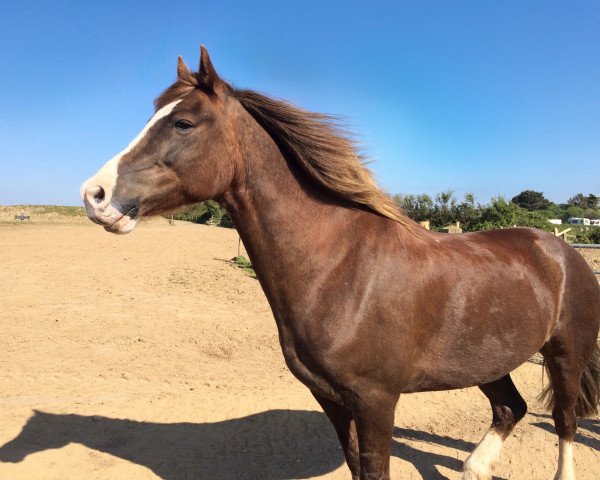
80,99 -> 182,204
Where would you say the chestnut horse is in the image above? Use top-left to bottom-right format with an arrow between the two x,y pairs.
81,47 -> 600,480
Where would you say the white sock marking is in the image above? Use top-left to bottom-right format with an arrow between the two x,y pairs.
554,439 -> 575,480
463,429 -> 504,480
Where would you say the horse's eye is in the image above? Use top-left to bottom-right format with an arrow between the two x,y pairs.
174,120 -> 193,131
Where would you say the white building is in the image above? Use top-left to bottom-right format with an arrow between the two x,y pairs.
567,217 -> 591,226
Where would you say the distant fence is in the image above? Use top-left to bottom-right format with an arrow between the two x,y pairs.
572,244 -> 600,275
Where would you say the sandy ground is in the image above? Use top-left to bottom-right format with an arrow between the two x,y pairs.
0,221 -> 598,480
579,249 -> 600,272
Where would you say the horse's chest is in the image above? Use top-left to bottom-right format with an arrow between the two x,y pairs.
275,318 -> 341,401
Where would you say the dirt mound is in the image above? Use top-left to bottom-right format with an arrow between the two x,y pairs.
0,223 -> 597,479
0,205 -> 174,226
0,205 -> 89,224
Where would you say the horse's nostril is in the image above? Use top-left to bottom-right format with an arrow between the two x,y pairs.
94,186 -> 105,204
84,185 -> 106,208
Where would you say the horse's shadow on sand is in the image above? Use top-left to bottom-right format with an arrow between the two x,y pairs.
0,409 -> 484,480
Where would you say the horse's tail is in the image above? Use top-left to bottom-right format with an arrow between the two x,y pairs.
540,343 -> 600,418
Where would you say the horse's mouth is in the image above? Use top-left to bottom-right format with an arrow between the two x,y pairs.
103,206 -> 139,235
85,202 -> 139,235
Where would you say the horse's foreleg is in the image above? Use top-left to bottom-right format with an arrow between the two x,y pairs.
463,374 -> 527,480
312,392 -> 361,479
351,391 -> 398,480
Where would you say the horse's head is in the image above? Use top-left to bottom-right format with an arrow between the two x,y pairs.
0,411 -> 71,462
81,47 -> 238,234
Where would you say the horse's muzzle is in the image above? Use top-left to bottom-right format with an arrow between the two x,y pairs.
81,181 -> 138,234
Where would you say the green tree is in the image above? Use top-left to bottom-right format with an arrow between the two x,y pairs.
394,191 -> 560,232
566,206 -> 584,219
170,201 -> 234,228
566,193 -> 600,209
566,193 -> 599,219
393,193 -> 433,221
455,193 -> 481,230
511,190 -> 552,211
473,197 -> 551,231
430,190 -> 457,228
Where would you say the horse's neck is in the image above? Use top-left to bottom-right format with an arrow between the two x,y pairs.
222,120 -> 358,310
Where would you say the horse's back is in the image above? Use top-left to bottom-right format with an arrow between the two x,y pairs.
398,226 -> 598,392
444,226 -> 599,339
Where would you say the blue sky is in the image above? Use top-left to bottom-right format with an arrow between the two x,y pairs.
0,1 -> 598,206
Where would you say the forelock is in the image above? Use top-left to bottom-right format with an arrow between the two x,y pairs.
154,78 -> 198,111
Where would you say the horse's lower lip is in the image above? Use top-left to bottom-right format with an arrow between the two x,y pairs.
85,203 -> 138,232
104,215 -> 137,235
106,207 -> 137,228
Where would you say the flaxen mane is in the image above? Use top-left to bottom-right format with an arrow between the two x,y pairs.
233,90 -> 408,225
155,71 -> 408,225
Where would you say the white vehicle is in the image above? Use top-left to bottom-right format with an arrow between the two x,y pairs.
590,219 -> 600,227
567,217 -> 591,226
548,219 -> 562,225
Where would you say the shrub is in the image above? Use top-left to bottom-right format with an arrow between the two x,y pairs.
471,197 -> 552,232
571,227 -> 600,245
232,255 -> 256,277
170,201 -> 234,228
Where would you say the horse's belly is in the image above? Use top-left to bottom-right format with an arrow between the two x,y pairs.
402,274 -> 556,392
405,332 -> 546,392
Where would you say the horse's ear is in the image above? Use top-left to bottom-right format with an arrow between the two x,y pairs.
177,56 -> 193,81
199,45 -> 220,91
